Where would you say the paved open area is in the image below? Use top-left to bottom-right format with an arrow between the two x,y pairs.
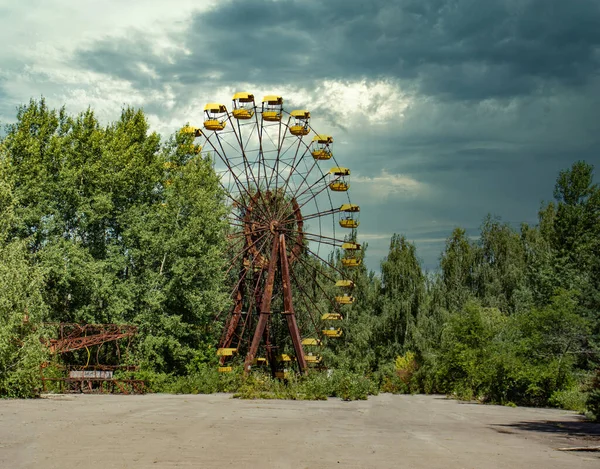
1,393 -> 599,468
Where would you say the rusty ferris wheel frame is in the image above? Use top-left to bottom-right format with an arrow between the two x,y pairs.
183,94 -> 360,377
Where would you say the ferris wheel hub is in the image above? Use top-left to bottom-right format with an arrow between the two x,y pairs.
269,220 -> 280,234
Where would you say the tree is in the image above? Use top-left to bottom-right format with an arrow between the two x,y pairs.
440,228 -> 477,311
0,240 -> 48,397
375,235 -> 425,359
476,216 -> 531,313
0,100 -> 229,376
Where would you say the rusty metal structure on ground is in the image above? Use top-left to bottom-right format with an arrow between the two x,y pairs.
40,323 -> 144,394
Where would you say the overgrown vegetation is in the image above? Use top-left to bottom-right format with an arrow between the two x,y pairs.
1,100 -> 599,417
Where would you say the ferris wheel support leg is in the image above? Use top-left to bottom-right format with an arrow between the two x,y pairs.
243,236 -> 280,375
219,282 -> 244,365
279,234 -> 308,375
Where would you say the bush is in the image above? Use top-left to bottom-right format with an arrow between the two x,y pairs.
376,363 -> 410,394
549,387 -> 587,412
233,373 -> 291,399
378,351 -> 419,394
131,365 -> 242,394
0,241 -> 49,398
231,369 -> 378,401
586,389 -> 600,422
328,369 -> 378,401
586,370 -> 600,421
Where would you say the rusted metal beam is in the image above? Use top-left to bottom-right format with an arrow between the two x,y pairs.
219,270 -> 246,365
279,234 -> 308,374
43,324 -> 137,354
243,234 -> 280,374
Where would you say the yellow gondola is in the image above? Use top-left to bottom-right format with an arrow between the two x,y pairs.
336,295 -> 355,305
330,182 -> 349,192
204,103 -> 227,131
339,218 -> 359,228
181,125 -> 202,137
253,357 -> 268,365
262,95 -> 283,121
311,134 -> 333,160
275,371 -> 290,379
305,355 -> 322,364
322,313 -> 343,320
322,328 -> 343,337
341,258 -> 362,267
335,280 -> 355,288
218,366 -> 233,373
290,110 -> 310,136
340,204 -> 360,213
276,354 -> 293,362
330,167 -> 350,176
329,167 -> 350,191
342,242 -> 361,251
232,92 -> 255,120
216,348 -> 237,356
302,338 -> 322,346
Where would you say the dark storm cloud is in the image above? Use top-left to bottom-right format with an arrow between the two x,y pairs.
75,0 -> 600,100
70,0 -> 600,271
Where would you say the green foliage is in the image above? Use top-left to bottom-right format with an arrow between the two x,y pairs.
587,389 -> 600,422
586,370 -> 600,421
1,99 -> 598,417
231,370 -> 377,401
0,240 -> 49,397
549,387 -> 588,413
0,99 -> 228,391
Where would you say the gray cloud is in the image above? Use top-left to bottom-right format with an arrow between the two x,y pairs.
6,0 -> 600,271
76,0 -> 600,100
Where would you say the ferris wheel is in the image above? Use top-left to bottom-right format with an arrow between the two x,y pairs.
182,93 -> 362,377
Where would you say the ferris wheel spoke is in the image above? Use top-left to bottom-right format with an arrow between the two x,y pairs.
267,117 -> 291,195
288,268 -> 327,341
283,175 -> 343,222
218,177 -> 253,214
226,218 -> 250,229
227,113 -> 262,196
301,243 -> 348,280
228,114 -> 260,199
272,150 -> 313,219
225,231 -> 270,274
273,153 -> 320,221
280,199 -> 340,227
227,112 -> 279,221
226,209 -> 267,229
293,207 -> 342,222
282,227 -> 346,249
223,263 -> 266,347
253,110 -> 270,196
206,132 -> 273,221
225,232 -> 249,243
291,252 -> 343,313
275,130 -> 313,203
276,170 -> 330,223
216,267 -> 250,326
242,120 -> 257,153
225,233 -> 246,249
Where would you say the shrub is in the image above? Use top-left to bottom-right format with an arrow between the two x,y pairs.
549,387 -> 587,412
586,389 -> 600,422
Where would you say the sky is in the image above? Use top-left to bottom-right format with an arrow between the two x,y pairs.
1,0 -> 599,271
